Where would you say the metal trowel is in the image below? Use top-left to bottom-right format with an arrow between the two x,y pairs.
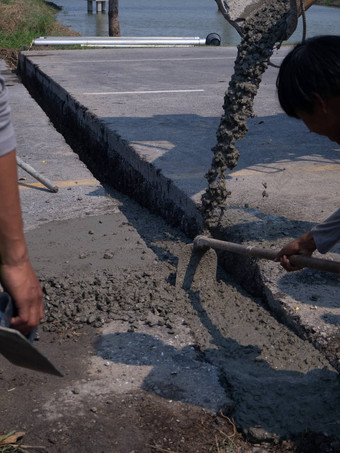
0,293 -> 63,376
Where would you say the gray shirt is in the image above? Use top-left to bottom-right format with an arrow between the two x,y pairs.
312,209 -> 340,254
0,75 -> 17,156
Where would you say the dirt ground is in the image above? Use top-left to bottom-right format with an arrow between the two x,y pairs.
1,187 -> 339,453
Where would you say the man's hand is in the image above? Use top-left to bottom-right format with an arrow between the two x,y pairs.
275,231 -> 317,272
0,256 -> 43,335
0,150 -> 43,334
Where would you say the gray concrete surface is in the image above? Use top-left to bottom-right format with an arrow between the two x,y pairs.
3,46 -> 340,370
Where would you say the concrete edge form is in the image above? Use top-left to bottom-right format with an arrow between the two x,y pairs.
18,52 -> 202,238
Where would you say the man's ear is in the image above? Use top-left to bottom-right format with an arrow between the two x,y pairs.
313,93 -> 328,114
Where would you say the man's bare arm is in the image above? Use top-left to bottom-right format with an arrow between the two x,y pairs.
0,149 -> 43,334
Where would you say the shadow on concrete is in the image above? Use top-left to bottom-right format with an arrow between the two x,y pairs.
95,331 -> 233,413
322,313 -> 340,326
100,112 -> 340,199
277,269 -> 340,309
86,187 -> 108,197
235,114 -> 340,171
99,110 -> 339,264
94,286 -> 340,438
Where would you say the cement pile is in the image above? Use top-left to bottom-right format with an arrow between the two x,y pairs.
202,0 -> 290,228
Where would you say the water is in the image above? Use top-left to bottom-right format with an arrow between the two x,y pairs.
51,0 -> 340,45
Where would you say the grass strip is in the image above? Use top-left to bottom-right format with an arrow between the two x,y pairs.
0,0 -> 77,49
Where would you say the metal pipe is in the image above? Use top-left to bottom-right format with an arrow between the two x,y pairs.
33,36 -> 211,47
35,36 -> 203,40
81,45 -> 199,48
16,157 -> 58,193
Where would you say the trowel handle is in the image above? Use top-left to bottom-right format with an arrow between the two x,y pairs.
193,236 -> 340,275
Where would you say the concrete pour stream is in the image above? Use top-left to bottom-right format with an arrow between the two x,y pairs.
203,0 -> 293,227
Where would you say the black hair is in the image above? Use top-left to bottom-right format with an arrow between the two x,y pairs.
276,35 -> 340,118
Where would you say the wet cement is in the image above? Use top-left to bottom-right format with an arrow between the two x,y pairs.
25,206 -> 340,441
202,0 -> 290,227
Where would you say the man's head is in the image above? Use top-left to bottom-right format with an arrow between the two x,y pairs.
276,35 -> 340,144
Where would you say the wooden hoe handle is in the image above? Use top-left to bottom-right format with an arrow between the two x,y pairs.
193,236 -> 340,275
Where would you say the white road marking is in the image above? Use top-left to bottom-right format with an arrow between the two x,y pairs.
71,56 -> 238,64
82,89 -> 205,95
69,55 -> 284,64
